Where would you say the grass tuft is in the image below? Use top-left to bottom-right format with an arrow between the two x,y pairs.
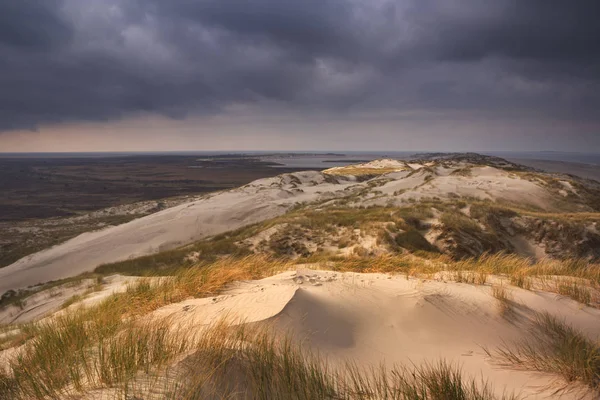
487,312 -> 600,393
509,273 -> 532,290
167,328 -> 515,400
491,285 -> 513,318
557,279 -> 592,305
2,252 -> 599,398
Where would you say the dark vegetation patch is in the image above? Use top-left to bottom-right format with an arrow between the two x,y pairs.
571,180 -> 600,212
450,167 -> 473,177
289,207 -> 402,230
0,155 -> 301,222
524,218 -> 600,260
394,230 -> 439,253
437,210 -> 510,259
268,226 -> 312,258
0,214 -> 144,268
94,206 -> 438,275
464,202 -> 600,261
0,155 -> 306,268
88,201 -> 600,275
440,211 -> 483,234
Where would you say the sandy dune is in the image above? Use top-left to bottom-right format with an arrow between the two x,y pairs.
1,157 -> 598,399
374,165 -> 553,209
1,267 -> 599,398
0,275 -> 144,325
0,159 -> 570,293
145,269 -> 600,399
152,276 -> 300,329
0,172 -> 354,293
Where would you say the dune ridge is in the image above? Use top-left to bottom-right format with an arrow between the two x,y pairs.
4,155 -> 598,293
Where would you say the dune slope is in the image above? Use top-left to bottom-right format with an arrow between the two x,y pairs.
2,155 -> 598,294
0,172 -> 352,293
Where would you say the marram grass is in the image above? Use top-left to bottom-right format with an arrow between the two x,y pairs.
486,312 -> 600,394
1,253 -> 599,398
1,320 -> 517,400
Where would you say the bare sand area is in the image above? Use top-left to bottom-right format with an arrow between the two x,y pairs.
1,157 -> 591,294
0,172 -> 354,293
155,269 -> 600,398
99,270 -> 600,398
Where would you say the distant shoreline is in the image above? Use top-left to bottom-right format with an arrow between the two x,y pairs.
1,150 -> 599,164
507,158 -> 600,182
0,151 -> 598,181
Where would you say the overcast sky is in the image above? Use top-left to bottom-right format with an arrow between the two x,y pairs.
1,1 -> 599,152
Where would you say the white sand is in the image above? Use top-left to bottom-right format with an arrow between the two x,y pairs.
0,162 -> 564,293
2,269 -> 599,398
147,269 -> 599,399
324,159 -> 409,174
1,158 -> 597,398
376,166 -> 552,208
151,276 -> 300,330
0,172 -> 355,293
0,275 -> 143,324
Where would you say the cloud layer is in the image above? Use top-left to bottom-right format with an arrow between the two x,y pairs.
1,1 -> 599,133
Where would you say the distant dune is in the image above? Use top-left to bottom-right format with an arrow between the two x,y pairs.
508,158 -> 600,182
1,155 -> 600,399
2,155 -> 600,294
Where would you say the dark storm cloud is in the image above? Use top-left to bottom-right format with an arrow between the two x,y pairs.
420,1 -> 600,63
0,0 -> 599,131
0,0 -> 71,49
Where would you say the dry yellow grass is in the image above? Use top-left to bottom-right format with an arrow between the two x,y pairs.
491,284 -> 513,318
328,253 -> 599,306
102,255 -> 291,318
487,312 -> 600,394
1,253 -> 599,399
1,317 -> 518,400
0,256 -> 291,398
